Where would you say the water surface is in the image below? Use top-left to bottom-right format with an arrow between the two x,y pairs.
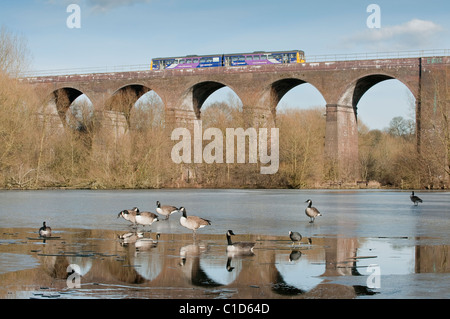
0,189 -> 449,299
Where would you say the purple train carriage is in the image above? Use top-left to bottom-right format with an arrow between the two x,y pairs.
150,50 -> 305,70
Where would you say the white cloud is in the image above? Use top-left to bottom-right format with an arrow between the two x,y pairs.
341,19 -> 445,51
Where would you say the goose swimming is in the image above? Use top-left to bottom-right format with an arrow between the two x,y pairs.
39,221 -> 52,237
226,230 -> 255,253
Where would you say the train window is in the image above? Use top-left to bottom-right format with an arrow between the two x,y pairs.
200,58 -> 206,63
246,56 -> 253,61
206,57 -> 213,63
254,55 -> 260,60
193,58 -> 199,63
186,59 -> 192,63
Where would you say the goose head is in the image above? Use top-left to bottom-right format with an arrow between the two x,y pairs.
227,230 -> 236,237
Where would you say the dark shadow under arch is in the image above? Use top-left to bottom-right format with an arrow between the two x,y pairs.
267,78 -> 327,123
107,84 -> 152,112
351,74 -> 395,110
192,81 -> 226,118
105,84 -> 157,126
51,87 -> 85,123
271,78 -> 307,105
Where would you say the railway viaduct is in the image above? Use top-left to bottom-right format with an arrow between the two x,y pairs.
25,55 -> 450,180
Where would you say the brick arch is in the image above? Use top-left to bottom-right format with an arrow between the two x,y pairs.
49,87 -> 90,124
105,84 -> 152,112
178,80 -> 243,120
338,73 -> 418,112
255,77 -> 327,126
326,72 -> 419,181
104,83 -> 169,127
271,78 -> 327,110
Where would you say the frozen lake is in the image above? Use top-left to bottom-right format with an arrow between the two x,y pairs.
0,189 -> 449,299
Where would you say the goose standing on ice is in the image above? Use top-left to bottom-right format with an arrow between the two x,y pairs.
156,201 -> 179,220
117,207 -> 139,227
178,207 -> 211,238
134,207 -> 159,230
410,191 -> 423,206
305,199 -> 322,223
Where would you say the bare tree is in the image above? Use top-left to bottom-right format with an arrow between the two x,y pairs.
0,26 -> 31,76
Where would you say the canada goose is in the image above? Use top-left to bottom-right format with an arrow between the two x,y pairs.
117,207 -> 138,226
289,231 -> 302,246
134,207 -> 159,229
179,207 -> 211,237
410,191 -> 423,206
39,221 -> 52,237
156,201 -> 179,220
305,199 -> 322,223
226,230 -> 255,252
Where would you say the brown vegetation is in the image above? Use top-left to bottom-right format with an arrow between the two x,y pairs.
0,28 -> 448,190
0,74 -> 444,189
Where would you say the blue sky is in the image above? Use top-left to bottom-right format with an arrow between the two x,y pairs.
1,0 -> 449,129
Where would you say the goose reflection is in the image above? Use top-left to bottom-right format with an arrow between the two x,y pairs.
178,243 -> 221,287
117,231 -> 142,246
135,233 -> 160,251
117,231 -> 163,282
226,256 -> 234,272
